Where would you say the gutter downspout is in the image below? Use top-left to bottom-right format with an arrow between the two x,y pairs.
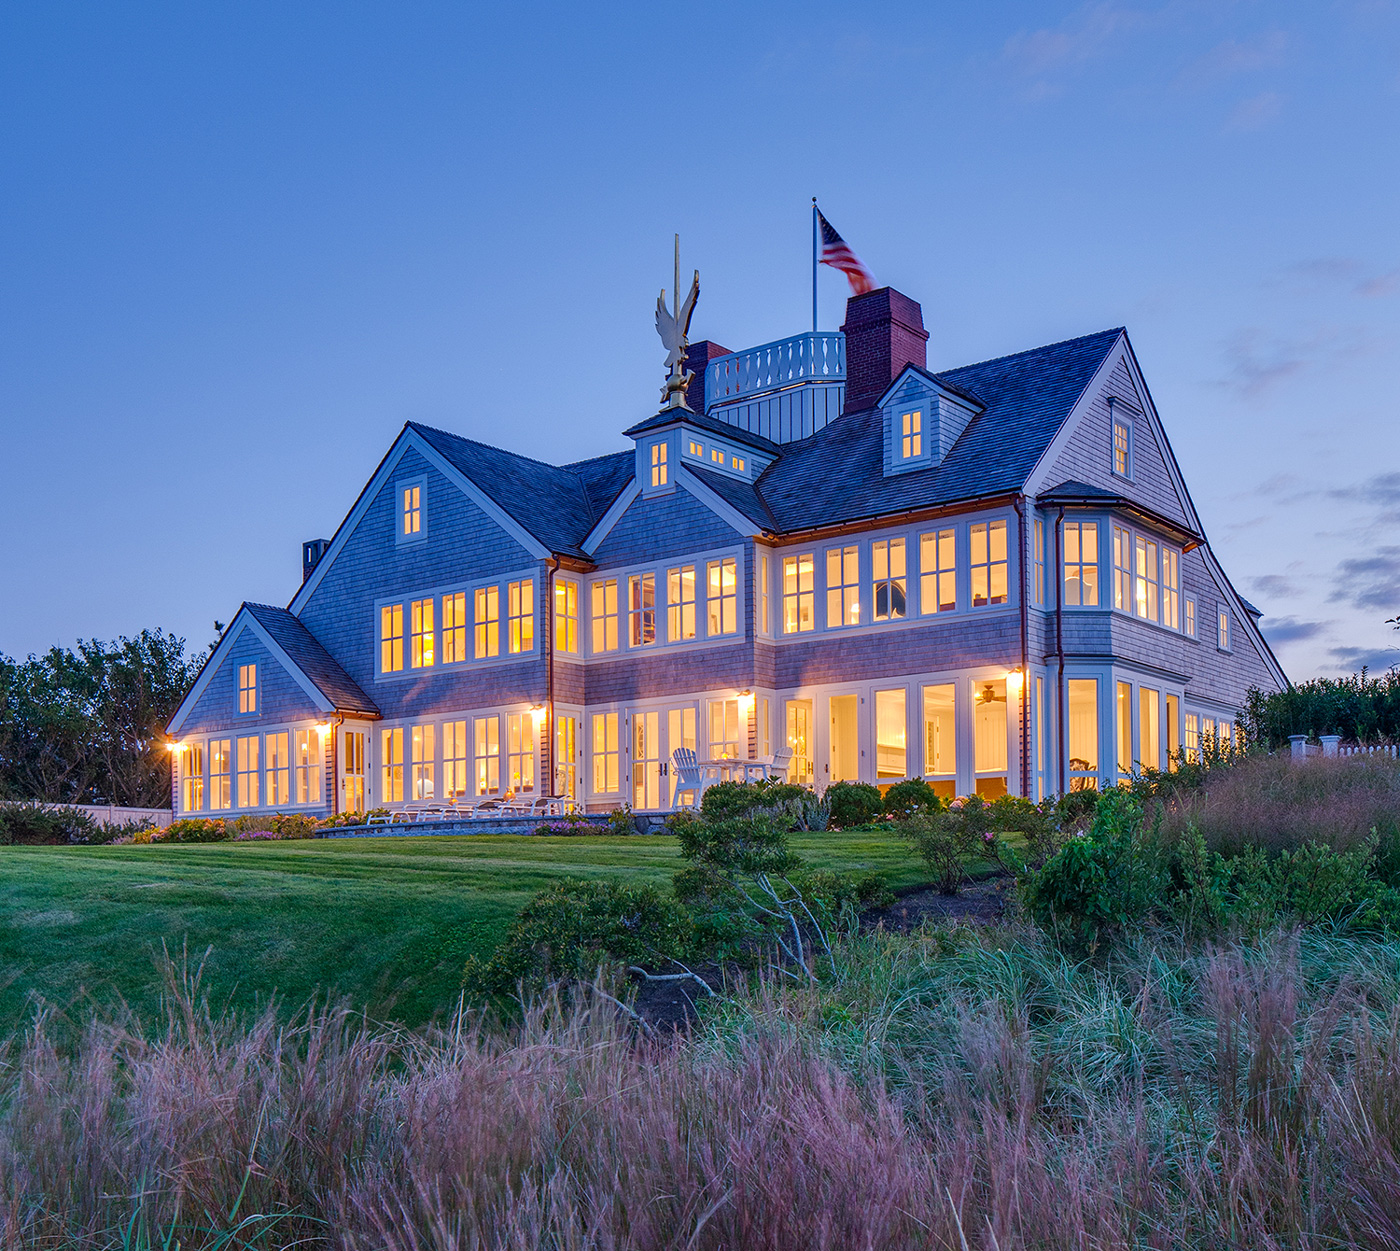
546,556 -> 559,799
1015,496 -> 1031,798
1055,507 -> 1067,796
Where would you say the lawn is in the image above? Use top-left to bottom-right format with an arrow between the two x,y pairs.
0,829 -> 930,1033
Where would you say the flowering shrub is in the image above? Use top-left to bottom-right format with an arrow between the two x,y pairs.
234,830 -> 280,841
148,818 -> 231,844
535,816 -> 609,836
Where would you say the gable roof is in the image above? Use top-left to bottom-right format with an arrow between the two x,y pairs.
243,603 -> 379,716
753,328 -> 1125,533
1039,479 -> 1204,547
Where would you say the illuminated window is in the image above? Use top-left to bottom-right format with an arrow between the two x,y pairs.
1217,605 -> 1231,651
786,700 -> 814,786
1165,694 -> 1180,770
342,731 -> 364,814
381,727 -> 403,803
1033,519 -> 1045,607
1067,678 -> 1099,790
591,713 -> 619,793
400,482 -> 422,537
238,663 -> 257,714
1063,522 -> 1099,606
209,738 -> 232,811
1185,713 -> 1200,763
900,410 -> 922,459
443,720 -> 470,799
1113,418 -> 1132,477
591,579 -> 619,652
688,440 -> 703,458
554,579 -> 578,653
628,572 -> 656,646
474,586 -> 500,659
875,688 -> 907,779
667,566 -> 695,641
922,684 -> 955,797
650,442 -> 668,487
1112,525 -> 1132,611
1139,688 -> 1160,772
1117,682 -> 1132,780
969,521 -> 1008,608
826,545 -> 860,626
707,558 -> 737,636
731,455 -> 745,472
920,529 -> 956,614
757,553 -> 770,635
181,744 -> 204,813
474,716 -> 499,794
1134,535 -> 1159,622
508,579 -> 534,654
236,735 -> 260,808
380,605 -> 404,673
506,713 -> 535,793
410,724 -> 435,799
1161,549 -> 1181,630
708,698 -> 742,760
974,679 -> 1008,798
442,592 -> 467,663
265,731 -> 290,807
294,729 -> 320,805
410,598 -> 435,668
782,553 -> 815,633
1184,596 -> 1197,638
872,538 -> 906,621
711,447 -> 725,465
556,715 -> 577,801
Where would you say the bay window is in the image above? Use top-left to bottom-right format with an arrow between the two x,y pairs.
507,579 -> 534,654
1063,522 -> 1099,606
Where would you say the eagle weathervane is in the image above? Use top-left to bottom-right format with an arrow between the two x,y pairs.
656,234 -> 699,408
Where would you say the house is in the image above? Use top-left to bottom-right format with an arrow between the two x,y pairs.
165,283 -> 1286,819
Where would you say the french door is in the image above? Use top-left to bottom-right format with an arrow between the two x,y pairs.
629,703 -> 699,812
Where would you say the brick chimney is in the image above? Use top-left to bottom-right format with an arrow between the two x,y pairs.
683,339 -> 731,413
840,288 -> 928,414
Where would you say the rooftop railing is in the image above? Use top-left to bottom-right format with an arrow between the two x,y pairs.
704,331 -> 845,409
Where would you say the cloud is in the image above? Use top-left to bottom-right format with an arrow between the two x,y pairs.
1260,616 -> 1329,644
1326,473 -> 1400,509
1226,90 -> 1283,131
1330,546 -> 1400,612
1180,30 -> 1288,84
1002,3 -> 1146,96
1275,258 -> 1400,298
1329,645 -> 1400,674
1357,269 -> 1400,298
1218,325 -> 1372,399
1251,573 -> 1305,599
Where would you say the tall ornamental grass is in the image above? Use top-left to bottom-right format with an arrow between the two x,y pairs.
4,930 -> 1400,1249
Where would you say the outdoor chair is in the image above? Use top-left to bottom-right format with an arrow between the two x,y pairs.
364,811 -> 392,826
767,747 -> 793,781
671,747 -> 712,808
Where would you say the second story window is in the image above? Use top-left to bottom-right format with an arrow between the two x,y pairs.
1185,596 -> 1197,638
237,663 -> 257,714
1162,548 -> 1181,629
757,553 -> 770,636
826,545 -> 860,626
1113,417 -> 1132,477
872,538 -> 906,620
591,579 -> 619,652
401,483 -> 422,537
554,578 -> 578,654
920,529 -> 956,614
1033,519 -> 1045,607
474,586 -> 500,659
508,579 -> 534,653
900,409 -> 922,459
1217,605 -> 1231,651
688,440 -> 703,458
710,447 -> 725,466
380,606 -> 404,673
969,520 -> 1008,608
783,553 -> 815,633
628,572 -> 656,646
650,442 -> 668,487
1063,522 -> 1099,606
410,598 -> 435,668
442,592 -> 467,662
731,455 -> 745,472
1134,535 -> 1159,621
707,558 -> 738,636
1112,525 -> 1132,611
668,566 -> 695,640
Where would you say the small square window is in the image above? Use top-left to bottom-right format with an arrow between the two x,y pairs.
900,410 -> 922,459
730,455 -> 745,472
711,447 -> 725,465
688,440 -> 703,458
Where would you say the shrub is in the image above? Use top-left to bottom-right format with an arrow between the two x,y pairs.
462,879 -> 691,995
881,778 -> 942,818
699,780 -> 812,823
154,817 -> 231,843
0,802 -> 102,846
606,805 -> 637,836
900,797 -> 997,895
535,815 -> 609,835
825,781 -> 883,829
1244,669 -> 1400,748
674,812 -> 800,878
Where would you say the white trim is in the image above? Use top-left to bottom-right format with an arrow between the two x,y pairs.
582,478 -> 641,554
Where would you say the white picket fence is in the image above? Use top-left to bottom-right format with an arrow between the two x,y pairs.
1289,736 -> 1399,761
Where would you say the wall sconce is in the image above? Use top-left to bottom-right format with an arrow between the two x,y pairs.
1005,669 -> 1023,694
167,740 -> 180,753
738,689 -> 755,714
316,722 -> 332,736
530,703 -> 546,726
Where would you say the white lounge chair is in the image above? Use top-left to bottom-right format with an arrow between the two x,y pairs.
671,747 -> 713,808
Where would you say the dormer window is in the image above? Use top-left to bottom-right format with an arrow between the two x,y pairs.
237,663 -> 257,714
731,455 -> 745,473
710,447 -> 724,466
900,410 -> 922,460
688,440 -> 703,458
650,442 -> 668,487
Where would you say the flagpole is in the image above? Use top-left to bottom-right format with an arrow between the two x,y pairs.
811,198 -> 818,333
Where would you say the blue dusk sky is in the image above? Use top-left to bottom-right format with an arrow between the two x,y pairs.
1,1 -> 1398,678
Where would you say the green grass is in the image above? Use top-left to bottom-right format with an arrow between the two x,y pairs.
0,829 -> 929,1033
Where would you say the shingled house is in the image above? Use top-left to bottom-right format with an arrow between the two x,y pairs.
165,285 -> 1286,819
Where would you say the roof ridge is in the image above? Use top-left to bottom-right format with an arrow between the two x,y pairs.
407,420 -> 585,477
936,327 -> 1124,377
562,448 -> 634,471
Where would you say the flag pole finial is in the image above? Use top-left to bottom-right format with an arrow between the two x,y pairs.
656,235 -> 699,409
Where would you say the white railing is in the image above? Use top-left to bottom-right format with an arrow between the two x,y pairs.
1289,735 -> 1398,761
1339,743 -> 1399,759
705,332 -> 845,407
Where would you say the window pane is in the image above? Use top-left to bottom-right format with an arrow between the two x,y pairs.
875,689 -> 906,779
922,684 -> 956,793
1067,679 -> 1099,780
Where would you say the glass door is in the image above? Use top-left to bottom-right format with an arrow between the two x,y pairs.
555,715 -> 577,801
632,711 -> 663,811
667,705 -> 698,807
342,730 -> 365,814
786,699 -> 814,785
829,694 -> 859,783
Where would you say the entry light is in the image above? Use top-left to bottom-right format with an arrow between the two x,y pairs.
738,689 -> 755,714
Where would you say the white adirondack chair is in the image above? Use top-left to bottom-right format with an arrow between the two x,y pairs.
671,747 -> 712,809
767,747 -> 793,781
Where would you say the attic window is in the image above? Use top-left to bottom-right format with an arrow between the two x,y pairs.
900,410 -> 922,459
1112,416 -> 1133,478
688,440 -> 703,458
650,442 -> 668,487
731,455 -> 745,472
397,476 -> 427,545
710,447 -> 725,465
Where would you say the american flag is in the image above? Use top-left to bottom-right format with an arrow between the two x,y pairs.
817,209 -> 874,295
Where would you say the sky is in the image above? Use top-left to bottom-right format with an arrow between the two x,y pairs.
1,0 -> 1397,680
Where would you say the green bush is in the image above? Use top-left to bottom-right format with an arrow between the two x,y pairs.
825,781 -> 883,829
674,813 -> 800,877
0,803 -> 101,846
462,879 -> 691,995
699,780 -> 812,822
900,797 -> 997,895
606,805 -> 637,836
881,778 -> 942,818
155,817 -> 232,843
